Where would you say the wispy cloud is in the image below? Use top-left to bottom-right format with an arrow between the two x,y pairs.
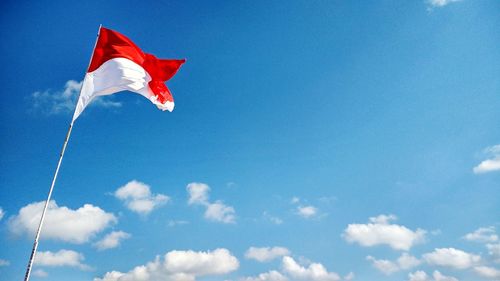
94,248 -> 239,281
486,243 -> 500,263
296,205 -> 318,219
464,226 -> 498,243
263,211 -> 283,225
0,259 -> 10,267
0,207 -> 4,221
474,266 -> 500,279
167,220 -> 189,227
114,180 -> 170,215
343,214 -> 426,251
93,231 -> 131,251
241,270 -> 287,281
32,269 -> 48,278
344,272 -> 355,280
407,270 -> 458,281
473,145 -> 500,174
187,182 -> 236,224
290,197 -> 321,219
426,0 -> 462,8
366,253 -> 421,275
28,80 -> 121,116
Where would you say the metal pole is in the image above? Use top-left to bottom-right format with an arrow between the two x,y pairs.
23,122 -> 74,281
23,24 -> 102,281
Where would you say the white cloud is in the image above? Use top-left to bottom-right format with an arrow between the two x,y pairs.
474,266 -> 500,279
8,200 -> 116,244
186,182 -> 236,224
296,206 -> 318,219
243,255 -> 351,281
343,214 -> 426,251
366,256 -> 399,275
423,248 -> 480,269
205,201 -> 236,224
245,247 -> 290,262
426,0 -> 462,8
408,270 -> 429,281
408,270 -> 458,281
93,231 -> 131,251
242,270 -> 288,281
398,253 -> 422,269
0,207 -> 4,221
164,249 -> 239,275
474,158 -> 500,174
114,180 -> 169,215
0,259 -> 10,267
369,214 -> 396,224
366,253 -> 420,275
187,183 -> 210,205
35,249 -> 91,270
290,197 -> 322,219
485,145 -> 500,154
33,269 -> 48,278
473,145 -> 500,174
30,80 -> 80,115
29,80 -> 121,116
282,256 -> 340,281
432,271 -> 458,281
464,226 -> 498,243
94,248 -> 239,281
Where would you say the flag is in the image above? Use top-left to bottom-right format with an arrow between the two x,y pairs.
72,27 -> 185,121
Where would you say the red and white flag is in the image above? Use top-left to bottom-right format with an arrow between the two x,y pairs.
73,27 -> 185,121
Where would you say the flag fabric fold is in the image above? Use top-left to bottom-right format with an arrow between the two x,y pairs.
72,27 -> 185,121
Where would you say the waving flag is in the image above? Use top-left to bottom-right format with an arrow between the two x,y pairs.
23,26 -> 185,281
73,27 -> 185,121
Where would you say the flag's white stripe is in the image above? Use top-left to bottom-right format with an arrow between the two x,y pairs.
72,57 -> 174,121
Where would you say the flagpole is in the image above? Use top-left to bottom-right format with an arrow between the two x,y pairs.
23,24 -> 102,281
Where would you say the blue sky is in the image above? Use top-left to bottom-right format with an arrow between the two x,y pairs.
1,0 -> 499,280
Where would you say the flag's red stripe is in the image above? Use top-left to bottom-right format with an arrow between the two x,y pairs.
88,27 -> 185,103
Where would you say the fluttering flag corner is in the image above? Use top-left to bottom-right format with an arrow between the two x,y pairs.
72,26 -> 186,121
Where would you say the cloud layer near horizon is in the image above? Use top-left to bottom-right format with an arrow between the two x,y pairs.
94,248 -> 239,281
